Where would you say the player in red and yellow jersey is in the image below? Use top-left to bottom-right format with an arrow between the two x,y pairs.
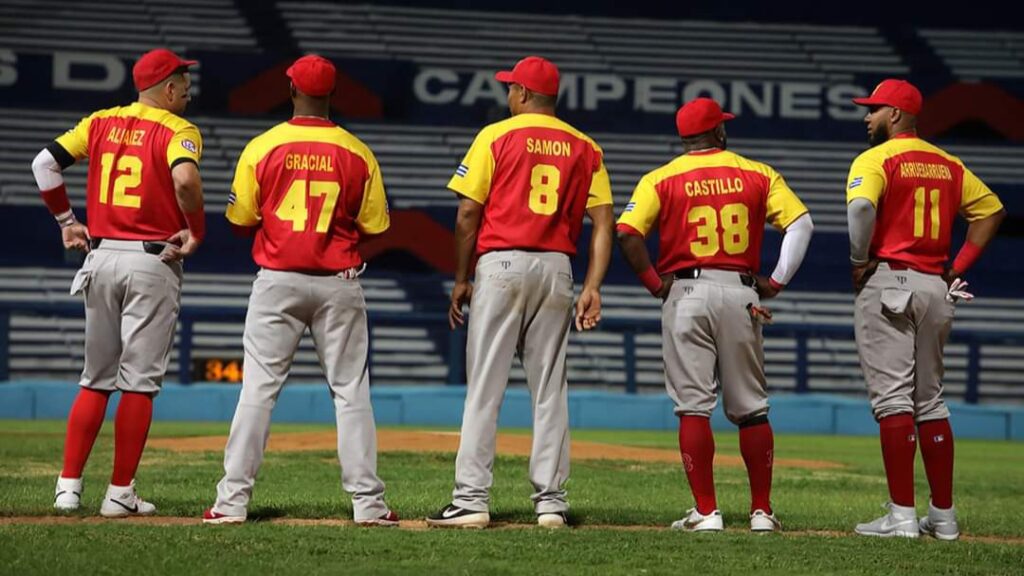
205,55 -> 397,527
618,98 -> 813,533
426,56 -> 614,529
846,79 -> 1005,541
32,48 -> 205,517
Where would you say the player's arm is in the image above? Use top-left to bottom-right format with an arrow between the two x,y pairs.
616,175 -> 670,299
450,197 -> 484,330
761,171 -> 813,298
32,116 -> 92,252
575,155 -> 614,330
946,168 -> 1006,282
845,153 -> 886,292
160,161 -> 205,262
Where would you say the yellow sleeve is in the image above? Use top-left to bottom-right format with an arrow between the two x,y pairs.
616,174 -> 661,237
846,150 -> 886,207
356,153 -> 390,234
959,167 -> 1004,222
167,124 -> 203,167
765,169 -> 809,231
447,126 -> 495,204
54,113 -> 94,161
225,144 -> 261,227
586,157 -> 613,208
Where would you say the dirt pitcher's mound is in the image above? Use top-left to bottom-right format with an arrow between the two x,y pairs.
149,430 -> 840,470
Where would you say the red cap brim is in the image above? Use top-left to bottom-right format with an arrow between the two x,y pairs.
495,70 -> 515,83
181,59 -> 198,67
722,113 -> 736,122
852,96 -> 885,107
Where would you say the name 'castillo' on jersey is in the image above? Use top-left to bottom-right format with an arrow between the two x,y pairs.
225,117 -> 389,273
54,102 -> 203,240
617,149 -> 807,275
448,113 -> 613,256
846,134 -> 1003,274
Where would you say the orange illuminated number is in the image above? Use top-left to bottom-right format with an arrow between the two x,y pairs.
276,179 -> 341,232
99,153 -> 142,208
222,361 -> 242,383
913,187 -> 941,240
528,164 -> 560,215
204,360 -> 223,381
687,203 -> 750,257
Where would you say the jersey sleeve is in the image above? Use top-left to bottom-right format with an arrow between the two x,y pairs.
356,152 -> 390,235
447,126 -> 495,204
846,150 -> 887,207
54,113 -> 94,161
959,167 -> 1004,222
225,144 -> 261,227
616,174 -> 661,237
765,169 -> 809,231
586,151 -> 613,209
167,124 -> 203,168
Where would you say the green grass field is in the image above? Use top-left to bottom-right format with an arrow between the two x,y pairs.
1,420 -> 1022,575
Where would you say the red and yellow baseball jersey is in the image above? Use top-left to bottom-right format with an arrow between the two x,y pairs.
226,117 -> 389,273
448,113 -> 613,256
846,134 -> 1003,274
54,102 -> 202,240
617,149 -> 807,274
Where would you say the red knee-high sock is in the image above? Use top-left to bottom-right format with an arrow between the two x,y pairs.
61,388 -> 113,478
739,421 -> 774,514
918,419 -> 954,509
111,392 -> 154,486
879,414 -> 917,507
679,415 -> 717,514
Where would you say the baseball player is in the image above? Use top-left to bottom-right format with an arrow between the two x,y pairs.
202,55 -> 397,526
846,79 -> 1004,540
33,48 -> 206,517
425,56 -> 614,529
617,98 -> 813,532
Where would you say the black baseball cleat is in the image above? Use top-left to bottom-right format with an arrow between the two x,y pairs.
425,503 -> 490,529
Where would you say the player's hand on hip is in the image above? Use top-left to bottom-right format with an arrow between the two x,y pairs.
449,280 -> 473,330
851,259 -> 879,293
755,275 -> 780,299
655,274 -> 674,301
575,287 -> 602,331
160,229 -> 201,263
61,223 -> 91,253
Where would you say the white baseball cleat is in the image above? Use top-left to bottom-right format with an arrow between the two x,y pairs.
54,476 -> 83,511
357,510 -> 401,528
670,508 -> 724,532
537,512 -> 568,528
425,503 -> 490,529
750,509 -> 781,532
99,481 -> 156,518
854,502 -> 919,538
919,501 -> 960,541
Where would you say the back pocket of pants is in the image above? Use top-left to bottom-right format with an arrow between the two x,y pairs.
880,288 -> 912,316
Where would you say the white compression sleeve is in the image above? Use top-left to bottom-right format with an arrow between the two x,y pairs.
847,198 -> 876,265
31,149 -> 64,191
770,212 -> 813,286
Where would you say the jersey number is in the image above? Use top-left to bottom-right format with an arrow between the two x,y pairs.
688,203 -> 750,257
98,153 -> 142,208
276,179 -> 341,233
913,187 -> 941,240
528,164 -> 560,215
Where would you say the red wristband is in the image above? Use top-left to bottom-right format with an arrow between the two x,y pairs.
184,209 -> 206,242
40,183 -> 71,216
639,266 -> 662,296
951,240 -> 982,275
769,278 -> 785,292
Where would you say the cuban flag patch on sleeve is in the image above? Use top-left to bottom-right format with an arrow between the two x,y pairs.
455,163 -> 468,177
623,201 -> 636,213
227,192 -> 237,205
848,177 -> 863,190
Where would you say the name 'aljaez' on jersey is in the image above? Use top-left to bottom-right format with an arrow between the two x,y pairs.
617,149 -> 807,275
225,117 -> 389,273
846,134 -> 1003,274
447,113 -> 613,256
54,102 -> 202,240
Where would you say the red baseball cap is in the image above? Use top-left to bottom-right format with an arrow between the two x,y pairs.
675,98 -> 735,137
852,79 -> 923,115
495,56 -> 559,97
286,55 -> 336,97
133,49 -> 197,91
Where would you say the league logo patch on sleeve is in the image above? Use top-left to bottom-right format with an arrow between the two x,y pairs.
623,201 -> 636,213
181,139 -> 198,154
455,163 -> 468,178
848,177 -> 863,190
